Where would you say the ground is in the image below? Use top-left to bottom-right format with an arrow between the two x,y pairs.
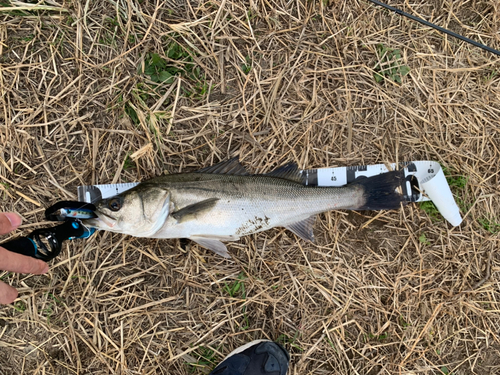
0,0 -> 499,374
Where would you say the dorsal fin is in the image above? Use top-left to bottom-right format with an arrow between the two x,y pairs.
266,163 -> 305,184
196,157 -> 250,175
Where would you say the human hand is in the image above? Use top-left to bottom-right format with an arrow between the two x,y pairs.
0,212 -> 49,304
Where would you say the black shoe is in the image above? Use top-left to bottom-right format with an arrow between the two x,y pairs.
209,339 -> 290,375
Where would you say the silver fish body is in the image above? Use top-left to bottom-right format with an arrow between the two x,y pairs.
85,159 -> 404,257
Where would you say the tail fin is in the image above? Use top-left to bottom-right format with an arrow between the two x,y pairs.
352,170 -> 406,210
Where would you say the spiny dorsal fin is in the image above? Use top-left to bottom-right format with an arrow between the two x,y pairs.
172,198 -> 219,222
266,163 -> 305,184
196,157 -> 250,175
285,215 -> 316,242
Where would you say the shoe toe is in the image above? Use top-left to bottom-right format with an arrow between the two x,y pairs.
256,342 -> 290,375
209,340 -> 290,375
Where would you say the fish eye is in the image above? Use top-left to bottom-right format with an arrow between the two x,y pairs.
108,198 -> 122,211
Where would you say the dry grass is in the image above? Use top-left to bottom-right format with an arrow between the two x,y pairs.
1,0 -> 500,374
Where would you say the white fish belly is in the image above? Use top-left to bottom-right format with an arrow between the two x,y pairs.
151,200 -> 283,239
151,189 -> 357,239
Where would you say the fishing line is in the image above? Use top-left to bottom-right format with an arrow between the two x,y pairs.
366,0 -> 500,57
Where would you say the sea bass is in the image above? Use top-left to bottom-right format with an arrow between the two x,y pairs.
84,158 -> 405,258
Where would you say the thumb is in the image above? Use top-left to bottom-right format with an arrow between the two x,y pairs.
0,280 -> 19,305
0,212 -> 23,235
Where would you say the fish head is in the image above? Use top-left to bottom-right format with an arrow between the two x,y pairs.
84,185 -> 171,237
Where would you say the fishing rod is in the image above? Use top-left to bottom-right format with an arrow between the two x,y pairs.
366,0 -> 500,57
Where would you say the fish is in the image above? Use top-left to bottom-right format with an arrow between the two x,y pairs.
84,158 -> 406,258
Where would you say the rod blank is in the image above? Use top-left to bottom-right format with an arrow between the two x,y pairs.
366,0 -> 500,57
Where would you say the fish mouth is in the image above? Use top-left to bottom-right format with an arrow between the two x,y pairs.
85,211 -> 117,229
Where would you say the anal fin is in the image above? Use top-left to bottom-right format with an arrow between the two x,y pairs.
285,215 -> 316,242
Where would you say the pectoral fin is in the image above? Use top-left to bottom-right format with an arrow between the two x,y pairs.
172,198 -> 219,223
285,215 -> 316,242
190,236 -> 232,258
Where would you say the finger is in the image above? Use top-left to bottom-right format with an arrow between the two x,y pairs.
0,280 -> 18,305
0,212 -> 22,235
0,246 -> 49,274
